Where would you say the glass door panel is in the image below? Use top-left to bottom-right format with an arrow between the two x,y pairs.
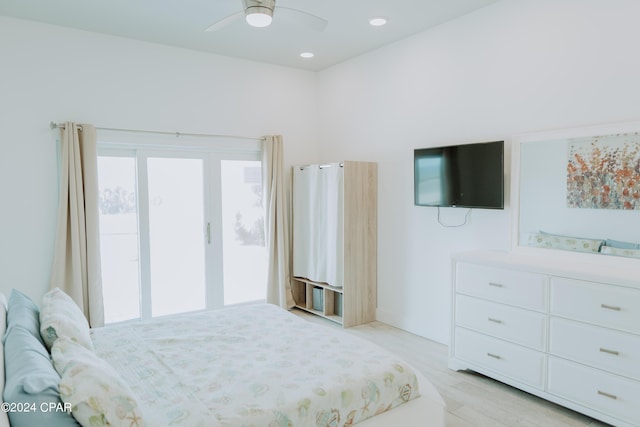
220,160 -> 266,304
97,156 -> 141,323
147,157 -> 206,316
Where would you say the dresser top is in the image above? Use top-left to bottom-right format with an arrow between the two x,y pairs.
453,250 -> 640,289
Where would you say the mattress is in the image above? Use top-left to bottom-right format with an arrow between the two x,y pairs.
91,304 -> 445,426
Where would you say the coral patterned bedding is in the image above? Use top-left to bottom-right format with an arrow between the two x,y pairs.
91,304 -> 422,427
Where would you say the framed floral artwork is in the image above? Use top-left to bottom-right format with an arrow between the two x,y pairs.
567,132 -> 640,210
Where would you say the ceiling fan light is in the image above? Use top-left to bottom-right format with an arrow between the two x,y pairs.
245,7 -> 273,27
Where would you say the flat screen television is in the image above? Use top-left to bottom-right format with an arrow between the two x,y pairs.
414,140 -> 504,209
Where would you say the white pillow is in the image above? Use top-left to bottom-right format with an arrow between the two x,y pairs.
52,337 -> 146,427
0,293 -> 10,427
40,288 -> 93,351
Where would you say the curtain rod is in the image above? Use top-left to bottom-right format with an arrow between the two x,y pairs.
49,121 -> 265,141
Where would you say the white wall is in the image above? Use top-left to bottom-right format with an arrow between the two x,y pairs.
4,0 -> 640,345
0,16 -> 319,303
317,0 -> 640,344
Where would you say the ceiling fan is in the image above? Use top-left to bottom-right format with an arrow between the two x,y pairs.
205,0 -> 328,32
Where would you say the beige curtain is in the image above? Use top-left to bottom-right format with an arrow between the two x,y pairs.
263,135 -> 294,309
50,122 -> 104,327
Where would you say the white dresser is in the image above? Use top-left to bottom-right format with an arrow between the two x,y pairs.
449,251 -> 640,427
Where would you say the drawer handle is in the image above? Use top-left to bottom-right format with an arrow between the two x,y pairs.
488,282 -> 504,288
487,353 -> 502,360
597,390 -> 618,400
488,318 -> 503,324
599,348 -> 620,356
601,304 -> 621,312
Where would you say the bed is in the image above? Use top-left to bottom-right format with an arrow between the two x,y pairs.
1,288 -> 446,427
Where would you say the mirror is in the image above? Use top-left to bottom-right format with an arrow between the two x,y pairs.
513,122 -> 640,258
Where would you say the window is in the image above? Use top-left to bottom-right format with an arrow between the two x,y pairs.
97,142 -> 265,323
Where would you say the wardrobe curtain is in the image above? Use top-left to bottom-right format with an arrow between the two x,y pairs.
292,163 -> 344,288
263,135 -> 295,309
50,122 -> 105,327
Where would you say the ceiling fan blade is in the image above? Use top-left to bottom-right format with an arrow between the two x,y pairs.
276,7 -> 328,32
204,11 -> 243,32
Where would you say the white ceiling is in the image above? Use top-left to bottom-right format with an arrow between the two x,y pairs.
0,0 -> 499,71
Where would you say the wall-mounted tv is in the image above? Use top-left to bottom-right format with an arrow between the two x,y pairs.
414,140 -> 504,209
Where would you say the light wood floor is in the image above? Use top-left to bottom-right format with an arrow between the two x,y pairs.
293,309 -> 611,427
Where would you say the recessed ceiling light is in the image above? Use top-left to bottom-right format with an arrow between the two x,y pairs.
300,52 -> 315,59
369,17 -> 387,27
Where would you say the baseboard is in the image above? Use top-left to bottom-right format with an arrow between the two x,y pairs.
376,307 -> 447,345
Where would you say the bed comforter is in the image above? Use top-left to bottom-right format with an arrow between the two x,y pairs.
91,304 -> 420,427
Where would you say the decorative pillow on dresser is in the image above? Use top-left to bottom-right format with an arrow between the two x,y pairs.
604,238 -> 640,249
600,245 -> 640,258
528,231 -> 603,253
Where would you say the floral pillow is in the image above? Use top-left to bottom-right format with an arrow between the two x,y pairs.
528,232 -> 603,253
600,245 -> 640,259
52,337 -> 146,427
40,288 -> 93,351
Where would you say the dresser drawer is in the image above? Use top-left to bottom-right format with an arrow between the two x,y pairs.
550,318 -> 640,381
548,356 -> 640,426
456,295 -> 546,350
550,277 -> 640,335
455,263 -> 547,311
454,327 -> 545,389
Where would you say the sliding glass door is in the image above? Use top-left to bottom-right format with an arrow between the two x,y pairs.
145,156 -> 207,317
97,148 -> 265,323
220,159 -> 266,305
97,155 -> 141,322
